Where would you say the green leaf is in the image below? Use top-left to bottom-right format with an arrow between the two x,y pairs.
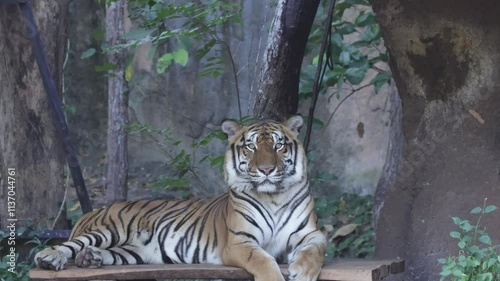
440,269 -> 452,276
484,205 -> 497,214
478,273 -> 493,281
470,207 -> 482,214
354,12 -> 377,27
337,23 -> 356,35
479,235 -> 491,245
451,217 -> 463,225
345,67 -> 366,85
81,48 -> 96,59
331,33 -> 343,48
350,40 -> 371,49
156,53 -> 174,74
369,71 -> 391,93
487,258 -> 497,268
452,268 -> 463,277
172,49 -> 189,66
468,245 -> 480,254
450,231 -> 461,238
379,53 -> 389,62
95,62 -> 116,72
458,241 -> 466,249
339,51 -> 350,65
437,258 -> 447,264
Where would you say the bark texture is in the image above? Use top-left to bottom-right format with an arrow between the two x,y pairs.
0,1 -> 68,228
105,0 -> 129,203
371,1 -> 500,280
253,0 -> 320,119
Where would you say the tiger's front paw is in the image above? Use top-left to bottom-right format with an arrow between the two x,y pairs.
75,246 -> 103,268
35,248 -> 68,271
288,257 -> 322,281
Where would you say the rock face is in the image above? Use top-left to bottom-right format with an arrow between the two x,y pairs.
65,1 -> 396,198
371,0 -> 500,280
305,64 -> 401,196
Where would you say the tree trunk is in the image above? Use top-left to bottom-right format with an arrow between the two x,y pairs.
0,1 -> 68,229
105,0 -> 129,203
253,0 -> 320,119
371,1 -> 500,280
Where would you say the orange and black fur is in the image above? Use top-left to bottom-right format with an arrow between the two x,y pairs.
35,115 -> 326,281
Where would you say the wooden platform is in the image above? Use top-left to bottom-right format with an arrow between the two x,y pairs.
30,259 -> 404,281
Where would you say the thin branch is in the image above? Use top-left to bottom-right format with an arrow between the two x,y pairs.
322,83 -> 372,132
220,40 -> 242,120
181,11 -> 242,120
304,0 -> 337,151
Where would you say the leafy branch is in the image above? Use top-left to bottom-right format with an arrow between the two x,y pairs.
125,123 -> 226,197
300,0 -> 392,150
438,199 -> 500,281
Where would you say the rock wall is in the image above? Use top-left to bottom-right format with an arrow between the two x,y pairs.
372,0 -> 500,280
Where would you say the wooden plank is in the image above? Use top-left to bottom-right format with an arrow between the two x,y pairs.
30,259 -> 404,281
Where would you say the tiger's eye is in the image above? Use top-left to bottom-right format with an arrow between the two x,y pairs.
246,143 -> 256,150
275,143 -> 284,150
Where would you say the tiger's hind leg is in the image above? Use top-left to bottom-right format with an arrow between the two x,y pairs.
75,245 -> 150,268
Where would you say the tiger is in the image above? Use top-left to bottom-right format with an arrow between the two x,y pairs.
34,115 -> 327,281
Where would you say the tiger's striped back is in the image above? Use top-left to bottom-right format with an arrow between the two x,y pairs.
69,195 -> 229,264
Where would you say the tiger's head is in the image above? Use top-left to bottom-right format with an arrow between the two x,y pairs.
221,115 -> 307,194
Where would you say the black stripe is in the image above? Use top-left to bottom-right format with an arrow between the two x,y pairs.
109,249 -> 128,265
158,220 -> 175,264
107,215 -> 120,248
286,213 -> 310,248
125,201 -> 149,244
235,210 -> 264,236
174,200 -> 204,231
231,143 -> 238,173
89,232 -> 103,248
277,186 -> 310,232
72,239 -> 84,248
237,191 -> 275,233
121,247 -> 144,264
292,228 -> 318,251
60,244 -> 76,258
81,234 -> 93,245
202,233 -> 210,263
229,229 -> 258,243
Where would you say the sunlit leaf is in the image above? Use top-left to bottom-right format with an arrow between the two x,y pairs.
173,48 -> 189,66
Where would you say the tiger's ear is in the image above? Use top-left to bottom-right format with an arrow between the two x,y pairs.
283,115 -> 303,133
221,119 -> 242,137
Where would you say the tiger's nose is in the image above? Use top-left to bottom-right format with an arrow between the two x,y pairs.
258,165 -> 276,175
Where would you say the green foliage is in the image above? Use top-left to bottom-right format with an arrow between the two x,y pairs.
0,228 -> 51,281
87,0 -> 241,79
438,199 -> 500,281
125,123 -> 226,197
300,0 -> 391,103
156,49 -> 189,74
315,194 -> 374,259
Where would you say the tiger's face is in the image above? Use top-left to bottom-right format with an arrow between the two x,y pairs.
221,115 -> 306,194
